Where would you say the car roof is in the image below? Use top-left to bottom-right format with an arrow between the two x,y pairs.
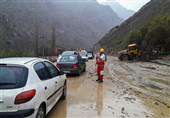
0,57 -> 45,65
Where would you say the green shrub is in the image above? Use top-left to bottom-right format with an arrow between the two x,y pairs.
126,16 -> 170,52
0,50 -> 33,58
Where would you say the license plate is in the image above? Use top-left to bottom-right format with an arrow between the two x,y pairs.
0,99 -> 4,110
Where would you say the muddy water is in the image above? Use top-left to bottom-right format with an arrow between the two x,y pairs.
48,60 -> 152,118
108,57 -> 170,118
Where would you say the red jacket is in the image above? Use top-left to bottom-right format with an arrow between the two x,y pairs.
96,58 -> 105,71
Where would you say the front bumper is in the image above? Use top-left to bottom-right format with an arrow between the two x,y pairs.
0,109 -> 34,118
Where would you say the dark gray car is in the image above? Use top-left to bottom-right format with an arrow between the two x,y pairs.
57,51 -> 86,75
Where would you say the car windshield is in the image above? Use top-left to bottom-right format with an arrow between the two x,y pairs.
0,66 -> 28,89
129,46 -> 137,51
59,55 -> 77,62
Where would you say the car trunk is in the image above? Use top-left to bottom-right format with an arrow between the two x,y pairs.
0,65 -> 28,112
58,63 -> 75,71
57,54 -> 78,73
0,89 -> 23,112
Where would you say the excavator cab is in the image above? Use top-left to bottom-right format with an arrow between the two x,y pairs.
118,43 -> 154,61
118,43 -> 141,61
128,43 -> 139,57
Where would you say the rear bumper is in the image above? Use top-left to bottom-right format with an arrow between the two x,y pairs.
82,58 -> 88,61
0,109 -> 34,118
71,70 -> 80,74
63,69 -> 79,74
88,57 -> 94,59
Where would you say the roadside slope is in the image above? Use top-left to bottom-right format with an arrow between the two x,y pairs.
96,0 -> 170,49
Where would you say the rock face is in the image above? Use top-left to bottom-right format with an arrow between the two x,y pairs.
106,1 -> 134,20
96,0 -> 170,49
0,0 -> 122,53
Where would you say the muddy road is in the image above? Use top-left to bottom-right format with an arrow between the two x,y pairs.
48,57 -> 170,118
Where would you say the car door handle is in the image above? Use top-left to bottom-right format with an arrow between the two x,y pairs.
45,86 -> 47,90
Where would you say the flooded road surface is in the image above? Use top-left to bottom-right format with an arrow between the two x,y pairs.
108,57 -> 170,118
46,57 -> 169,118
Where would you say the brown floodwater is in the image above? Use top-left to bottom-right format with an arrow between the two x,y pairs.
47,60 -> 155,118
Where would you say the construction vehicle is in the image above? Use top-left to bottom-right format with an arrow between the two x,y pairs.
118,43 -> 158,61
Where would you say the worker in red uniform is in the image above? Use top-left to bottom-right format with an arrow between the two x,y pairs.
96,48 -> 106,83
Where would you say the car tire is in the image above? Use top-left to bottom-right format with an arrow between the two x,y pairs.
77,70 -> 81,76
36,105 -> 46,118
61,82 -> 67,100
83,67 -> 86,72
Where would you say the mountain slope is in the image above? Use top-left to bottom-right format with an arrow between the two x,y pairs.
109,2 -> 134,20
97,0 -> 170,50
98,1 -> 134,20
0,0 -> 122,55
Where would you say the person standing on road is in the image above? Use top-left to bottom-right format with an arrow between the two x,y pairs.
96,48 -> 106,83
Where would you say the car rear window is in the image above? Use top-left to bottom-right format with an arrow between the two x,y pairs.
59,55 -> 77,62
88,53 -> 92,56
62,51 -> 78,56
0,65 -> 28,89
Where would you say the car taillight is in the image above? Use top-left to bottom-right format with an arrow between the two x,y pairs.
14,89 -> 36,105
72,64 -> 78,69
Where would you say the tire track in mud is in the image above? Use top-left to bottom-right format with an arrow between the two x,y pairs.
82,60 -> 153,118
104,58 -> 153,118
107,57 -> 170,118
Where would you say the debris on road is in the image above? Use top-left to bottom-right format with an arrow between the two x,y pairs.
108,56 -> 170,118
48,57 -> 169,118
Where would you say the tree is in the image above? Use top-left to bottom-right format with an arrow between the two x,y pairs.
0,14 -> 14,51
128,30 -> 143,45
51,26 -> 57,55
145,16 -> 170,51
34,24 -> 40,57
127,16 -> 170,52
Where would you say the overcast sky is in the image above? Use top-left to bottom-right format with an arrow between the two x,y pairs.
97,0 -> 150,11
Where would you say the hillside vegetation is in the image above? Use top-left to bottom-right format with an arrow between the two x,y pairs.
127,16 -> 170,52
97,0 -> 170,52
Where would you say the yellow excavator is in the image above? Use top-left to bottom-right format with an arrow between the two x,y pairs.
118,43 -> 156,61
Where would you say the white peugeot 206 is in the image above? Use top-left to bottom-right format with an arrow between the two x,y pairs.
0,58 -> 67,118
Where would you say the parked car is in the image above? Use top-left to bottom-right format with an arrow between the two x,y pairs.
57,51 -> 86,75
79,50 -> 88,62
0,58 -> 67,118
87,52 -> 94,59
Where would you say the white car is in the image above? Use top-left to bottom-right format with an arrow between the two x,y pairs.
0,58 -> 67,118
79,50 -> 88,61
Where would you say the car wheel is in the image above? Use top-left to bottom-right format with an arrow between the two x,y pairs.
36,105 -> 46,118
83,66 -> 86,72
77,70 -> 81,76
61,82 -> 67,100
